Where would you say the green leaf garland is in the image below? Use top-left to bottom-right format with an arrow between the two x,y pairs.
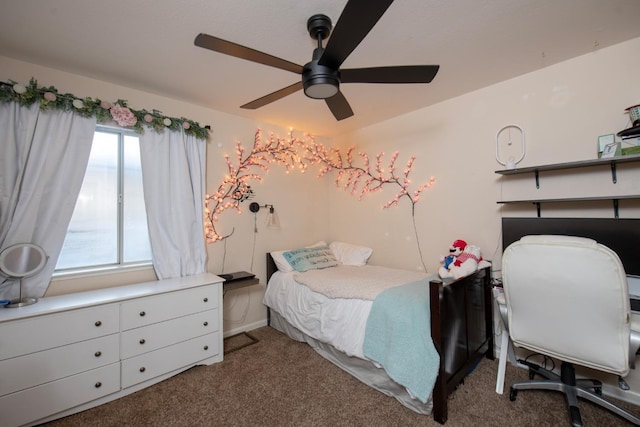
0,78 -> 210,140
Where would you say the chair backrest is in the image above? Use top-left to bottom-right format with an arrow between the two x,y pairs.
502,235 -> 631,376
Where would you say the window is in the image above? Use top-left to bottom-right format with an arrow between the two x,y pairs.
56,127 -> 152,272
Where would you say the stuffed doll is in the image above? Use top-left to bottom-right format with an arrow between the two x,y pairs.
439,244 -> 482,279
439,239 -> 467,271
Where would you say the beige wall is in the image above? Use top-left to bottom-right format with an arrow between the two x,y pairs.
2,36 -> 639,335
1,56 -> 331,335
330,37 -> 640,277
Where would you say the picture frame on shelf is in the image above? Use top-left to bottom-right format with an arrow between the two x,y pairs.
598,134 -> 615,158
601,141 -> 621,158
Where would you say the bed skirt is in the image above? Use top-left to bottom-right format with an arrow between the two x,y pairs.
269,309 -> 433,415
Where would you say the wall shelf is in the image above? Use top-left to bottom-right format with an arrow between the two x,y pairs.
496,155 -> 640,217
495,154 -> 640,187
496,195 -> 640,217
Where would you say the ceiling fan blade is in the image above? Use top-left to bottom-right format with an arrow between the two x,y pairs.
319,0 -> 394,70
325,91 -> 354,121
240,81 -> 303,109
341,65 -> 440,84
195,33 -> 303,74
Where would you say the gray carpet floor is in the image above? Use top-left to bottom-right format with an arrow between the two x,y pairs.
42,326 -> 638,426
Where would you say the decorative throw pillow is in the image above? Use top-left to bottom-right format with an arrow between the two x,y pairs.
282,244 -> 339,272
329,241 -> 373,266
271,241 -> 326,272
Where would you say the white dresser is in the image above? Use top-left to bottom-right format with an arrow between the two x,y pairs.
0,273 -> 223,427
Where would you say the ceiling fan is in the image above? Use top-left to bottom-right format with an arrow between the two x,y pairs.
194,0 -> 439,121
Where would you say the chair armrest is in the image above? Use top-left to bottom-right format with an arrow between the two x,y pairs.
496,293 -> 509,334
630,314 -> 640,369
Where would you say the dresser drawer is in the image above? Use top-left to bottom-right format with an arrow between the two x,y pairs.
0,362 -> 120,427
0,334 -> 119,397
121,309 -> 218,359
121,332 -> 219,388
120,284 -> 219,330
0,304 -> 119,360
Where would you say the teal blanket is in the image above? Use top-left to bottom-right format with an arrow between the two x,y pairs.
363,277 -> 440,403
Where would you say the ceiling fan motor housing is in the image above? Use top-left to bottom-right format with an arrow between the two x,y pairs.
307,14 -> 332,40
303,48 -> 340,99
303,14 -> 339,99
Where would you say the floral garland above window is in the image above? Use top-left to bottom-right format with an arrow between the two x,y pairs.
0,78 -> 210,140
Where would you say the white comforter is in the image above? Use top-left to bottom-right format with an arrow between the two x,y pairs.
263,265 -> 427,358
293,265 -> 427,300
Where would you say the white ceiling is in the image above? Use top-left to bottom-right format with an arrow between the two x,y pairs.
1,0 -> 639,138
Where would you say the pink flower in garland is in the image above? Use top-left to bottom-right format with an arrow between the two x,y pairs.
110,104 -> 137,127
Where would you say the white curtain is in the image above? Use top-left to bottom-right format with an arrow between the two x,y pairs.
139,129 -> 207,279
0,103 -> 96,299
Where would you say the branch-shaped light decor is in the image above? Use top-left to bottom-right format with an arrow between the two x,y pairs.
300,139 -> 436,209
205,129 -> 436,253
298,138 -> 436,271
0,78 -> 210,139
205,129 -> 306,242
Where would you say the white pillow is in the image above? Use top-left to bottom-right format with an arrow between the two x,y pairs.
330,241 -> 373,266
271,241 -> 326,272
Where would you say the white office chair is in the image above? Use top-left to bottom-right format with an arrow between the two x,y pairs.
498,235 -> 640,426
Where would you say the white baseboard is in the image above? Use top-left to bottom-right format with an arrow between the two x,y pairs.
223,319 -> 268,338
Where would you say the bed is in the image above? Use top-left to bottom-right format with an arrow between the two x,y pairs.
263,242 -> 494,424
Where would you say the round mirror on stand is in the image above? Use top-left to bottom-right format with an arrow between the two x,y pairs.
0,243 -> 47,308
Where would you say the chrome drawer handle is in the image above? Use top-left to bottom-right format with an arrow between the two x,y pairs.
139,311 -> 146,317
95,382 -> 102,388
203,297 -> 208,303
203,321 -> 208,327
139,339 -> 146,345
140,367 -> 146,373
95,320 -> 102,327
204,345 -> 209,351
95,351 -> 102,357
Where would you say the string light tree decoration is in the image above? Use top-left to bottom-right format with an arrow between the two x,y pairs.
302,143 -> 435,211
204,129 -> 436,270
204,129 -> 306,242
302,141 -> 436,271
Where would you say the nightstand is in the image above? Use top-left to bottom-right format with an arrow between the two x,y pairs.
220,271 -> 259,293
220,271 -> 259,354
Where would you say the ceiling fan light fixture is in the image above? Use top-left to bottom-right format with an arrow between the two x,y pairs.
303,76 -> 339,99
302,53 -> 340,99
